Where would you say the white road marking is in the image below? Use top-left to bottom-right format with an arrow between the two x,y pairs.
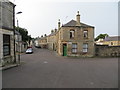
43,61 -> 48,63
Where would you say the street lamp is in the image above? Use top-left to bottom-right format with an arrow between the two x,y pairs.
16,11 -> 22,65
16,11 -> 22,27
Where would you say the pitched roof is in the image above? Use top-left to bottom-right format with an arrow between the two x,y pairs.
48,31 -> 58,37
104,36 -> 120,41
62,20 -> 94,28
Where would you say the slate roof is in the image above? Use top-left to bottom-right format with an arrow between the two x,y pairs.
48,32 -> 57,37
62,20 -> 94,28
104,36 -> 120,41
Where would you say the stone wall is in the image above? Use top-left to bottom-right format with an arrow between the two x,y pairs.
0,1 -> 14,29
0,1 -> 15,66
95,45 -> 120,57
57,26 -> 94,57
0,29 -> 15,66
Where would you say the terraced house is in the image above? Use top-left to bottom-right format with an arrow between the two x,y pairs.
38,11 -> 95,57
0,0 -> 16,66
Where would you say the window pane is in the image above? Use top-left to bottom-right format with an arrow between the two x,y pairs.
83,30 -> 88,38
83,43 -> 88,53
72,43 -> 77,53
72,49 -> 77,53
72,43 -> 77,48
83,43 -> 88,48
3,34 -> 10,56
83,49 -> 88,52
70,30 -> 75,38
3,45 -> 10,56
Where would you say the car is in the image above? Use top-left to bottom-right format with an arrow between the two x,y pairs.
26,48 -> 33,54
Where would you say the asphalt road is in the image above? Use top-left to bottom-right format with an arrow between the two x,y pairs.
2,47 -> 118,88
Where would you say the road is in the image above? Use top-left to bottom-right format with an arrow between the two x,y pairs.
2,47 -> 118,88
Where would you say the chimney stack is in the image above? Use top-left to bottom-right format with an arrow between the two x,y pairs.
58,19 -> 61,30
51,30 -> 54,34
44,34 -> 47,37
76,11 -> 80,26
54,28 -> 57,32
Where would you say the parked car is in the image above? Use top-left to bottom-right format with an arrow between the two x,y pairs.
26,48 -> 33,54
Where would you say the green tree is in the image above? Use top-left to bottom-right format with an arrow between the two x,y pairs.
95,34 -> 109,41
15,27 -> 32,42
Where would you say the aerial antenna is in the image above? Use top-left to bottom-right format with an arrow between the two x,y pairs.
65,16 -> 68,22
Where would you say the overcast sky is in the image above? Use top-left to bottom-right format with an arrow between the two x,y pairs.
9,0 -> 118,38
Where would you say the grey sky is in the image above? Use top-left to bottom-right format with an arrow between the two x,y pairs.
10,0 -> 118,38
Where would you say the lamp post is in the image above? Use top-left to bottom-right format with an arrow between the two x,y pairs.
16,11 -> 22,64
16,11 -> 22,27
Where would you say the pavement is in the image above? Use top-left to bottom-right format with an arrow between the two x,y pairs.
0,64 -> 18,71
2,47 -> 118,88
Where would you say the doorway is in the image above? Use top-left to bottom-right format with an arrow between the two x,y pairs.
63,44 -> 67,56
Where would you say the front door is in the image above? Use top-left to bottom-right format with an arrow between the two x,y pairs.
63,44 -> 67,56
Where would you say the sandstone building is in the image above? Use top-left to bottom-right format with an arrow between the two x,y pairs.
56,11 -> 95,57
37,11 -> 95,57
96,36 -> 120,46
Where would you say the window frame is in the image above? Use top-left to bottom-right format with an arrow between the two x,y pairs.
72,43 -> 77,54
83,43 -> 88,53
83,30 -> 88,38
70,29 -> 75,39
3,34 -> 11,56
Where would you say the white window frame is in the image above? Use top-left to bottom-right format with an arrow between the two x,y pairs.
83,43 -> 88,53
83,30 -> 88,38
72,43 -> 77,53
70,30 -> 75,38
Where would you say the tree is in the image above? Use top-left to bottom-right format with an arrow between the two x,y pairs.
15,27 -> 32,42
95,34 -> 109,41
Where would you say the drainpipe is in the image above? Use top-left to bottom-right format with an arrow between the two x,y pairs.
13,4 -> 16,63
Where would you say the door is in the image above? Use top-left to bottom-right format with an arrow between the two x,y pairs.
63,44 -> 67,56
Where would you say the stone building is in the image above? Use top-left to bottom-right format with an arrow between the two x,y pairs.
37,11 -> 95,57
96,36 -> 120,46
15,30 -> 22,53
95,36 -> 120,57
15,30 -> 27,53
56,11 -> 95,57
34,37 -> 41,48
39,35 -> 48,48
47,29 -> 57,51
0,0 -> 16,66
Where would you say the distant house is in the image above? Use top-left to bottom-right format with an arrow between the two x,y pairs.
96,36 -> 120,46
39,35 -> 48,49
15,30 -> 22,53
0,0 -> 16,66
34,37 -> 41,48
47,29 -> 57,51
15,30 -> 27,53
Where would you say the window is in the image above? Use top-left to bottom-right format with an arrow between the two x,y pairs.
83,43 -> 88,53
70,30 -> 75,39
3,34 -> 10,56
83,30 -> 88,38
111,42 -> 113,45
72,43 -> 77,53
